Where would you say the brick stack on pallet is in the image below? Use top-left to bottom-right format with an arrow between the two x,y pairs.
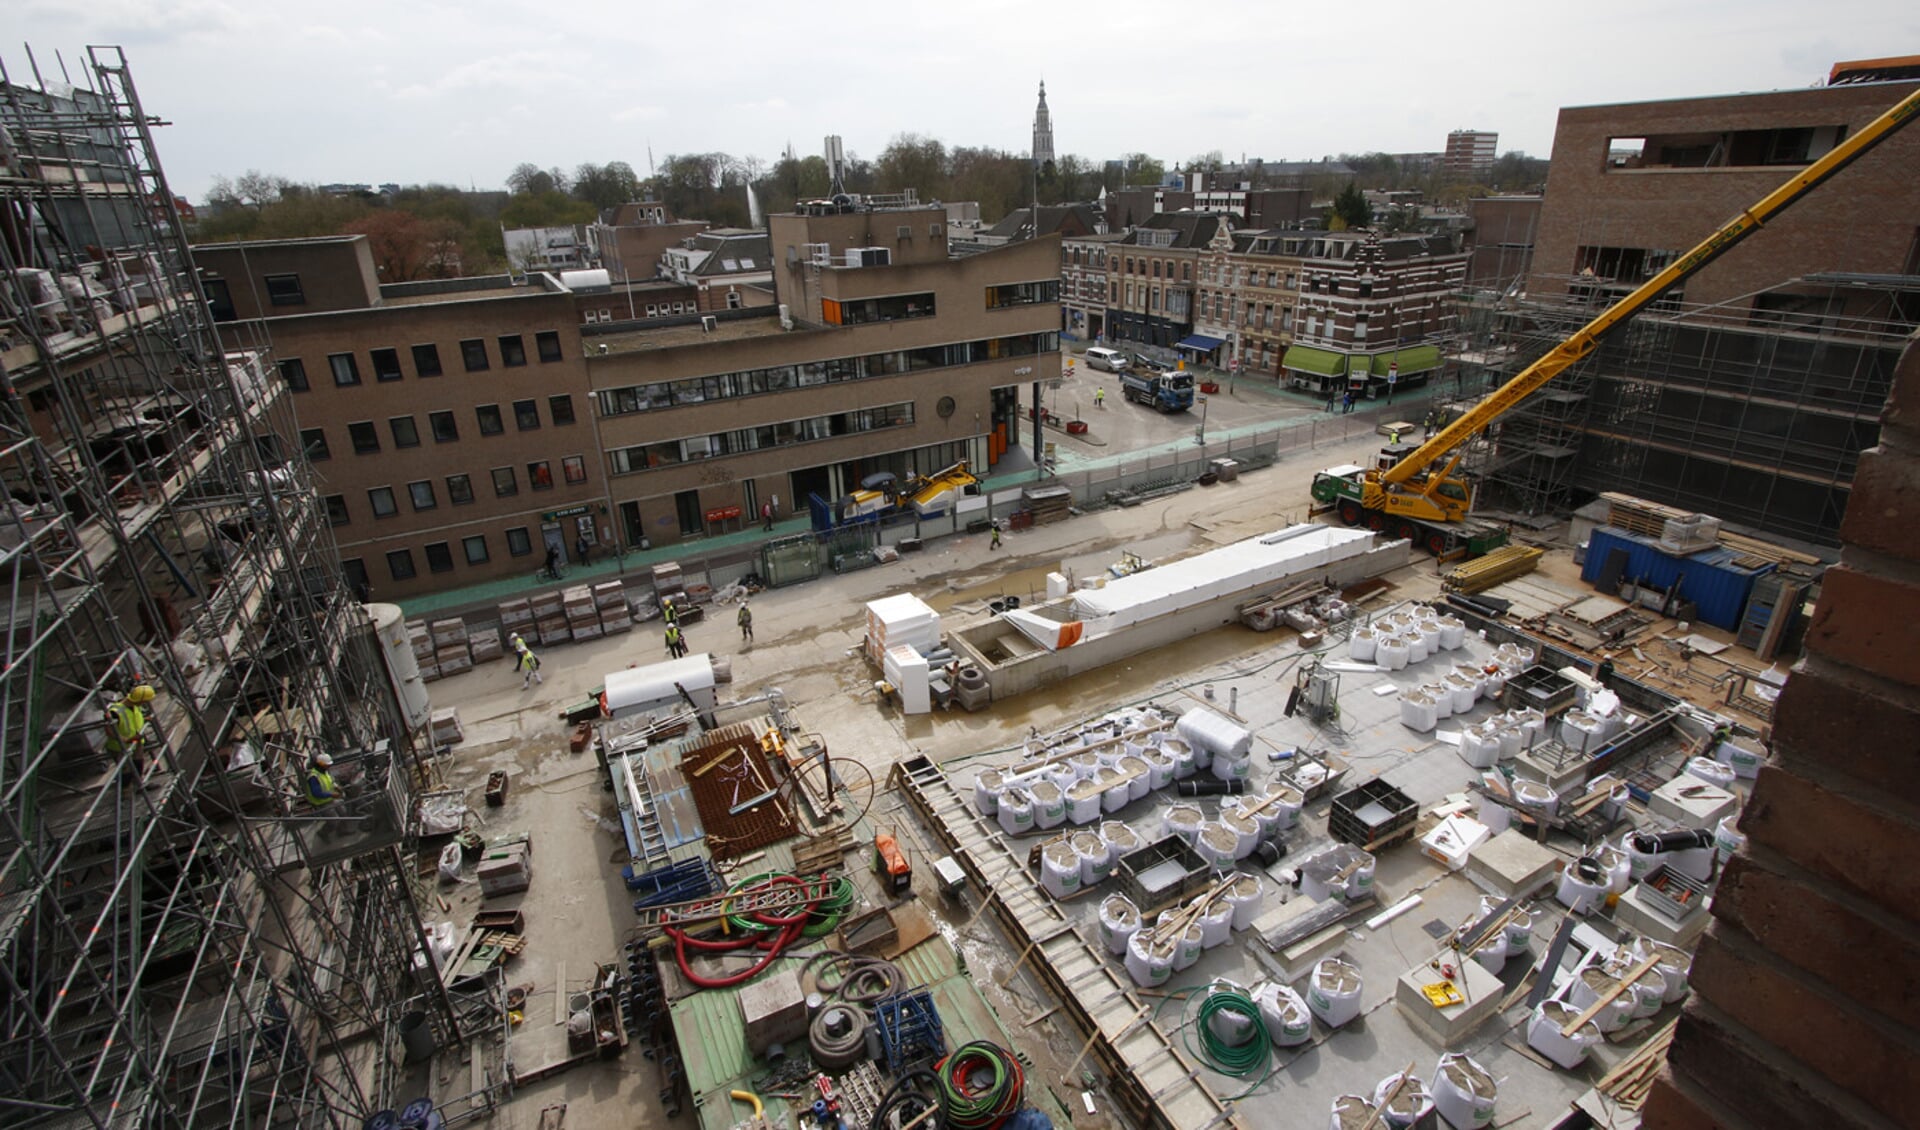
409,619 -> 440,682
499,597 -> 534,646
1021,484 -> 1073,526
596,581 -> 632,634
530,588 -> 567,647
430,707 -> 463,747
468,625 -> 505,664
565,585 -> 603,642
433,618 -> 472,677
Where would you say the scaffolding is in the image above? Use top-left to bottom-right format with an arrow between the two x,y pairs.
1,48 -> 447,1128
1466,273 -> 1916,544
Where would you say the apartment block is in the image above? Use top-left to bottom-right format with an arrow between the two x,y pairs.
1061,232 -> 1126,340
1442,129 -> 1498,176
1195,227 -> 1306,379
1278,232 -> 1467,397
1105,213 -> 1221,348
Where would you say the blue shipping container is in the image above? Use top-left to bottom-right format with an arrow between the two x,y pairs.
1580,526 -> 1774,631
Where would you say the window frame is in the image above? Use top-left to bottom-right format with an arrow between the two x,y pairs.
329,352 -> 362,387
389,415 -> 421,449
407,480 -> 437,511
264,273 -> 306,307
499,334 -> 528,367
386,548 -> 416,581
548,394 -> 576,426
424,541 -> 455,574
460,339 -> 490,372
491,467 -> 518,497
301,427 -> 330,461
536,330 -> 564,363
368,486 -> 398,518
476,404 -> 505,436
562,455 -> 587,485
527,460 -> 554,491
513,399 -> 541,431
278,357 -> 309,391
506,527 -> 533,557
446,473 -> 474,506
348,421 -> 380,454
324,494 -> 350,526
370,347 -> 404,382
411,343 -> 444,377
429,410 -> 459,443
463,534 -> 490,565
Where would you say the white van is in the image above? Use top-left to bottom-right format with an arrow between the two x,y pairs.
1083,346 -> 1129,372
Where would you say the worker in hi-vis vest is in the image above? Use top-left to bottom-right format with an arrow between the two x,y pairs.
105,684 -> 155,762
305,753 -> 343,807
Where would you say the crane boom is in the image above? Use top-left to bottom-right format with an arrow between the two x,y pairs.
1368,84 -> 1920,512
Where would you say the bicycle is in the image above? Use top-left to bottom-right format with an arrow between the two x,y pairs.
533,562 -> 568,583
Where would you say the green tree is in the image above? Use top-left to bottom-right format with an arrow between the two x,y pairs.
876,134 -> 950,199
572,161 -> 641,211
1326,181 -> 1371,230
499,191 -> 596,229
1121,153 -> 1165,186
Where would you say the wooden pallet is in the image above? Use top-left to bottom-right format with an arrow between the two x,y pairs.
792,827 -> 855,874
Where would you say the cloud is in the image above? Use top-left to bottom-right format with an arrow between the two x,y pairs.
740,97 -> 790,114
613,105 -> 667,123
393,50 -> 584,99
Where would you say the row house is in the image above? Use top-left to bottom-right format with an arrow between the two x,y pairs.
1105,213 -> 1224,350
1061,232 -> 1127,340
1195,227 -> 1306,379
1280,231 -> 1468,398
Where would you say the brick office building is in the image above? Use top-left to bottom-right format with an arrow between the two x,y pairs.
1278,231 -> 1467,399
1480,73 -> 1920,540
196,204 -> 1058,597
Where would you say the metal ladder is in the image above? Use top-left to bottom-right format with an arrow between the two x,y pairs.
630,878 -> 823,937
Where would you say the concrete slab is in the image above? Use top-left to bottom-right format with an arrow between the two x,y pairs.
1466,830 -> 1563,899
1648,775 -> 1740,829
1394,955 -> 1505,1048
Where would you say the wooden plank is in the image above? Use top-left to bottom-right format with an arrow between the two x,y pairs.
554,960 -> 567,1025
1563,955 -> 1659,1035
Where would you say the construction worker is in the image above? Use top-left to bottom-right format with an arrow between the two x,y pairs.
738,601 -> 754,643
305,753 -> 343,808
515,637 -> 544,688
665,623 -> 687,659
1095,387 -> 1106,409
990,523 -> 1002,550
661,598 -> 678,627
104,684 -> 155,763
1596,654 -> 1616,684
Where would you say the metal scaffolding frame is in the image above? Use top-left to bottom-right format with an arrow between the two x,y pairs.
1,47 -> 446,1129
1464,273 -> 1916,543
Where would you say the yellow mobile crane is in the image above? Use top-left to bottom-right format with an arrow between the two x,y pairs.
1313,84 -> 1920,557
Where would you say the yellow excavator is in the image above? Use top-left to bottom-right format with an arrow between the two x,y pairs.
1315,84 -> 1920,555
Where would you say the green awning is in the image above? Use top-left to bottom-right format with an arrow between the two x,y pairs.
1369,345 -> 1442,377
1282,346 -> 1347,377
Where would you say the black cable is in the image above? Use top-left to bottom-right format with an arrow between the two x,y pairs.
869,1068 -> 940,1130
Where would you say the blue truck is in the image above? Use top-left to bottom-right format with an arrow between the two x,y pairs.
1119,366 -> 1195,413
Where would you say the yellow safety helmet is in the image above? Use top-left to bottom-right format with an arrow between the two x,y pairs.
126,685 -> 156,704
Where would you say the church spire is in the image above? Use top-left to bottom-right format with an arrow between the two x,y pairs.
1032,81 -> 1055,168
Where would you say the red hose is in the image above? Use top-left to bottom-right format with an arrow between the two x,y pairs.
666,873 -> 828,989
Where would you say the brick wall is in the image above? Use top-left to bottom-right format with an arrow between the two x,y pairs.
1642,332 -> 1920,1128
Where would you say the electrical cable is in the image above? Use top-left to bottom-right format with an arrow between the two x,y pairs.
803,950 -> 905,1004
1150,984 -> 1273,1100
868,1068 -> 940,1130
807,1001 -> 869,1071
663,872 -> 829,990
935,1040 -> 1024,1130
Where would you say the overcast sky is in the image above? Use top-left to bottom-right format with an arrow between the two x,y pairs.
13,0 -> 1918,201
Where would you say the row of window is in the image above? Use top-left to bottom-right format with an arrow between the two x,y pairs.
301,396 -> 577,459
276,331 -> 565,390
594,331 -> 1057,418
583,299 -> 700,324
608,402 -> 916,475
326,458 -> 590,525
820,291 -> 936,326
349,524 -> 537,586
983,280 -> 1060,309
1203,264 -> 1301,291
1119,257 -> 1192,282
1065,246 -> 1110,269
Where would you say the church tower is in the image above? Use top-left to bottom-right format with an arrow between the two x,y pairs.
1032,81 -> 1055,168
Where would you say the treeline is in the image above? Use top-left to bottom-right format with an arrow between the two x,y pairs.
195,140 -> 1546,279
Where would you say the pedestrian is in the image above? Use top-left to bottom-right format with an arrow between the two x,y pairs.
576,534 -> 591,567
1095,387 -> 1105,409
738,601 -> 754,643
1341,391 -> 1355,415
990,523 -> 1002,550
1325,387 -> 1338,414
762,501 -> 774,531
665,623 -> 687,659
1423,409 -> 1437,440
543,545 -> 562,580
105,684 -> 155,767
305,753 -> 343,808
770,494 -> 781,520
515,638 -> 544,688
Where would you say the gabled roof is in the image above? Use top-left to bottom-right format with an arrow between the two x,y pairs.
687,232 -> 772,277
984,203 -> 1104,240
1118,211 -> 1226,249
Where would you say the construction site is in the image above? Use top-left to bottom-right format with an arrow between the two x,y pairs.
2,45 -> 1916,1130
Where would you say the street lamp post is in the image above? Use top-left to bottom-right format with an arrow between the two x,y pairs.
1194,394 -> 1209,447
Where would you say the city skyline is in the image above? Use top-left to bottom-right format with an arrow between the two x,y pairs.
12,0 -> 1914,200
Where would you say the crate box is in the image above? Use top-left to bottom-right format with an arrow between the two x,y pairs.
1329,779 -> 1417,850
469,630 -> 504,663
478,847 -> 531,897
430,707 -> 463,745
530,590 -> 565,618
572,622 -> 605,642
498,598 -> 534,627
594,581 -> 628,610
430,618 -> 468,647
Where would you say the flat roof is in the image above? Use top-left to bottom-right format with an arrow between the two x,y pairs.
380,286 -> 526,306
586,314 -> 791,356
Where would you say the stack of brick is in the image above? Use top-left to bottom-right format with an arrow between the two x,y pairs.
565,584 -> 602,642
468,624 -> 504,664
498,598 -> 534,647
530,588 -> 567,646
432,618 -> 471,676
408,619 -> 439,682
429,707 -> 463,747
1642,339 -> 1920,1129
596,581 -> 632,634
